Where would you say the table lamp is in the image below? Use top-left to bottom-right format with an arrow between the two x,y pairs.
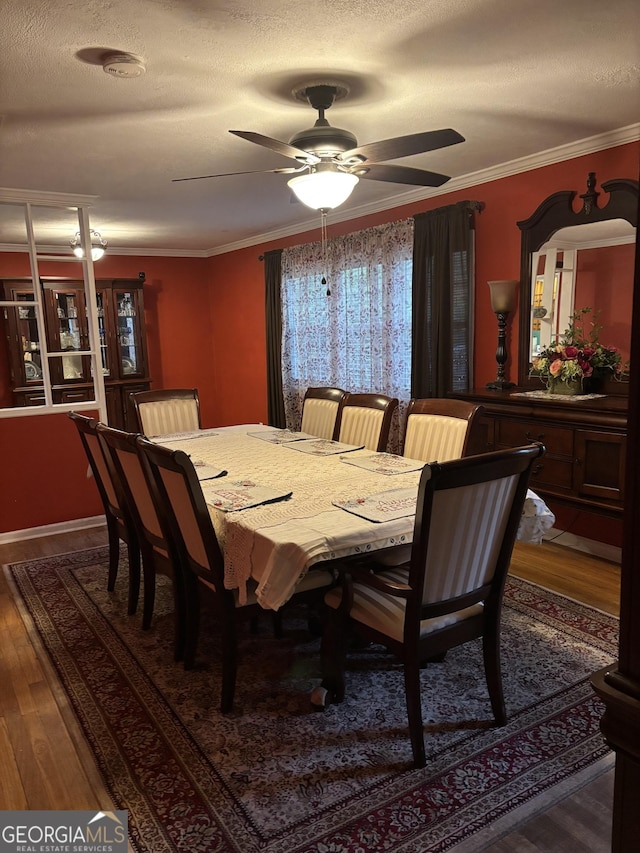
486,279 -> 518,390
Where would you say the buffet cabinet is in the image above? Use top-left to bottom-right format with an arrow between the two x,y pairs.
450,388 -> 627,517
1,276 -> 151,430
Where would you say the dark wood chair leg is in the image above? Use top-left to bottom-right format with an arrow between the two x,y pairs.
483,620 -> 507,726
183,575 -> 200,670
220,612 -> 238,714
319,606 -> 347,704
106,518 -> 120,592
141,551 -> 156,631
126,542 -> 141,616
404,655 -> 426,768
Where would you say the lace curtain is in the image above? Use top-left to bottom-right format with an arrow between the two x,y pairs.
281,218 -> 414,451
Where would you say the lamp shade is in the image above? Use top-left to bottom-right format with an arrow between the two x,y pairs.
288,170 -> 359,211
488,279 -> 518,313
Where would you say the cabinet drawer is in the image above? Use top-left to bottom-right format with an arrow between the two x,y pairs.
529,455 -> 574,491
495,419 -> 574,456
58,388 -> 93,404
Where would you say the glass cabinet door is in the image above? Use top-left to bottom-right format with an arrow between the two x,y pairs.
115,288 -> 144,377
16,293 -> 42,385
51,289 -> 90,382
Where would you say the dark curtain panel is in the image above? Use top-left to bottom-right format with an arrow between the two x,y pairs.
411,200 -> 480,398
264,249 -> 286,428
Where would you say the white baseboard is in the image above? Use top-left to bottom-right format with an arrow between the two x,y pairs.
0,516 -> 106,545
542,527 -> 622,564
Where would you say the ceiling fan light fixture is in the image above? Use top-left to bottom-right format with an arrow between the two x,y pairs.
288,170 -> 359,211
70,230 -> 108,261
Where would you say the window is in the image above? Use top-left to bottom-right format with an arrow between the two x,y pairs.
281,219 -> 414,443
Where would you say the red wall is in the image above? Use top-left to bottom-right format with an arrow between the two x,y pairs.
1,141 -> 638,539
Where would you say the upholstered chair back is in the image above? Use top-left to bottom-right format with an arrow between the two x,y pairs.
300,387 -> 346,440
337,393 -> 398,452
132,388 -> 201,437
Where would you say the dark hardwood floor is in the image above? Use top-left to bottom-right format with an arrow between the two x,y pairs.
0,528 -> 619,850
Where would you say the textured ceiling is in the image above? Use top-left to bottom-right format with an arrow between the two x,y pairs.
1,0 -> 639,255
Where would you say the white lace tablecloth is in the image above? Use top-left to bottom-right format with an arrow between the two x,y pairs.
165,425 -> 555,610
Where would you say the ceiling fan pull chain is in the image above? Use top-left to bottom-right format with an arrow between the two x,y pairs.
320,210 -> 330,296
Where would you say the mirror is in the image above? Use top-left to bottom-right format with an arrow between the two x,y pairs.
517,173 -> 638,390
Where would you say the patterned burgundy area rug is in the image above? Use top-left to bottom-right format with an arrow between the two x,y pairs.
6,547 -> 617,852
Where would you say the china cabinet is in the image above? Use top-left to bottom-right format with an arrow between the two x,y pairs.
0,276 -> 150,430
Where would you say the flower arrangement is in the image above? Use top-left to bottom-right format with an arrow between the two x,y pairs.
530,307 -> 623,392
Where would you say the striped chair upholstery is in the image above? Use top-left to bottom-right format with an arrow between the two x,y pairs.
402,399 -> 484,462
337,393 -> 398,452
300,387 -> 346,440
319,443 -> 544,768
131,388 -> 201,437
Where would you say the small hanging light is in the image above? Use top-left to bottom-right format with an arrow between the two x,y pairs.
70,230 -> 108,261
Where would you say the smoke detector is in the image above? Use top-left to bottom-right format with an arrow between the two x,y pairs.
102,52 -> 146,78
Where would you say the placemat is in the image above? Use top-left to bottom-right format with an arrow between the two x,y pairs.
284,438 -> 365,456
201,480 -> 292,512
340,452 -> 425,475
150,428 -> 220,443
247,429 -> 317,444
333,487 -> 418,522
191,460 -> 227,481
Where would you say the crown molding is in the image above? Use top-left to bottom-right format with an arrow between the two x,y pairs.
204,123 -> 639,256
0,187 -> 98,207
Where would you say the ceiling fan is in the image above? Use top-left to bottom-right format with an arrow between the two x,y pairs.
173,84 -> 465,210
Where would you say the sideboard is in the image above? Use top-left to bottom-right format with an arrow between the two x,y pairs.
450,388 -> 627,518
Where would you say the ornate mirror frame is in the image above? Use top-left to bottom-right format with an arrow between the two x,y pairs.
517,172 -> 639,389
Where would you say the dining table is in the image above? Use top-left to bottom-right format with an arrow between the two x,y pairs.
151,423 -> 556,611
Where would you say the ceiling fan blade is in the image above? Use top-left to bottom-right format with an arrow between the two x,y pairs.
230,130 -> 318,163
358,163 -> 451,187
338,129 -> 464,164
172,166 -> 301,183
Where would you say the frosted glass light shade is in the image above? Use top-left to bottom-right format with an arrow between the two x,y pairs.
288,171 -> 359,210
488,279 -> 518,313
70,230 -> 107,261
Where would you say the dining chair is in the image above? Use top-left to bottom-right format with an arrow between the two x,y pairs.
68,411 -> 141,616
131,388 -> 201,437
96,424 -> 184,661
317,442 -> 545,768
402,398 -> 484,462
136,435 -> 336,711
300,386 -> 347,440
336,393 -> 399,452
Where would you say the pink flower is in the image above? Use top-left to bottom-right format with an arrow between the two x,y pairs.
549,359 -> 564,376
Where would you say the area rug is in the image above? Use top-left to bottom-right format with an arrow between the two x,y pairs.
6,548 -> 618,853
